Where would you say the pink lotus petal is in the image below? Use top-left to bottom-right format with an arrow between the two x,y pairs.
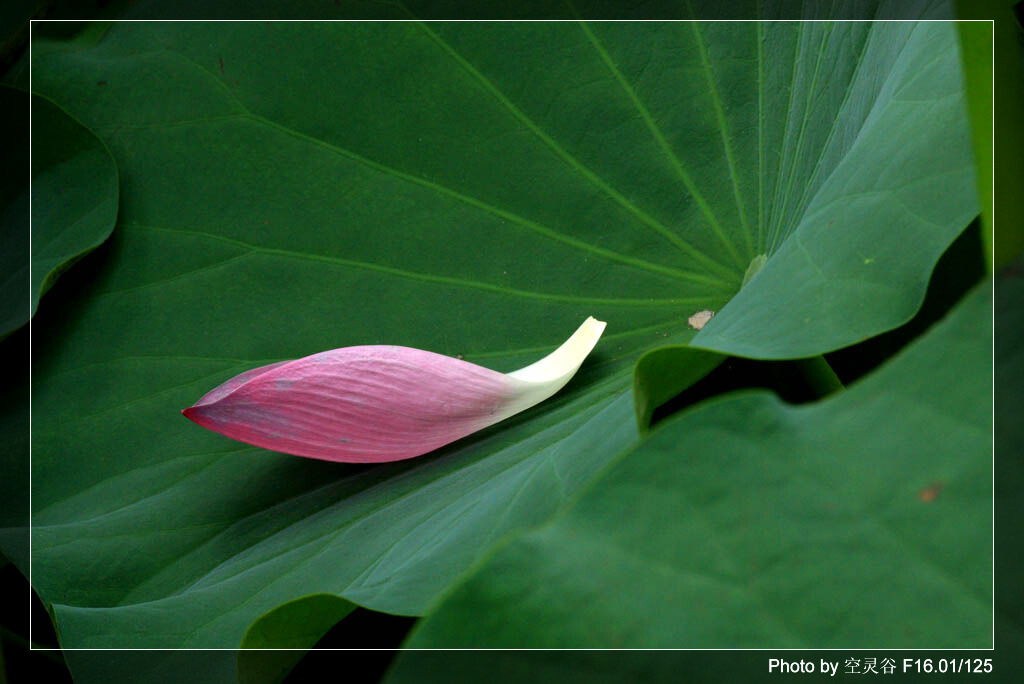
183,317 -> 606,463
193,360 -> 293,406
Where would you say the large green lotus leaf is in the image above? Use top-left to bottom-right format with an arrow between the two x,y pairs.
690,19 -> 978,357
29,18 -> 976,648
0,87 -> 118,339
30,93 -> 119,322
399,282 -> 993,649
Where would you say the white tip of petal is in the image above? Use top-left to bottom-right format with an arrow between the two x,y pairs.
503,316 -> 606,412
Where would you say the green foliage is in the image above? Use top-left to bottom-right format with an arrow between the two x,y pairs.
30,94 -> 119,320
238,594 -> 356,684
0,88 -> 118,338
20,16 -> 987,659
400,284 -> 992,649
956,20 -> 994,270
633,346 -> 723,431
956,0 -> 1024,269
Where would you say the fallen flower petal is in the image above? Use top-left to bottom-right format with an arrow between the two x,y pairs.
182,317 -> 606,463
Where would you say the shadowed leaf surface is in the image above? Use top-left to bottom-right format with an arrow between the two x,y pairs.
237,594 -> 356,684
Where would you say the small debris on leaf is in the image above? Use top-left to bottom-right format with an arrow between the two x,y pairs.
687,309 -> 715,330
917,482 -> 943,502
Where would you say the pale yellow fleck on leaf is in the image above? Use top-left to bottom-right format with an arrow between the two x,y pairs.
687,309 -> 714,330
